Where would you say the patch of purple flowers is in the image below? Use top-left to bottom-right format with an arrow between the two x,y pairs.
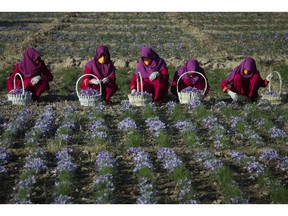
55,148 -> 77,173
174,120 -> 196,132
203,159 -> 223,172
181,86 -> 204,94
157,147 -> 183,172
145,117 -> 166,137
118,117 -> 137,131
54,194 -> 72,204
120,100 -> 133,111
244,161 -> 266,180
131,91 -> 151,97
269,127 -> 287,139
259,149 -> 279,162
93,173 -> 114,204
80,87 -> 100,97
128,147 -> 153,173
96,152 -> 116,171
187,99 -> 202,109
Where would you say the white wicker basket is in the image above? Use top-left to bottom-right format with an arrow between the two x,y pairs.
261,71 -> 286,105
177,71 -> 207,104
7,73 -> 32,105
76,74 -> 102,107
128,72 -> 152,107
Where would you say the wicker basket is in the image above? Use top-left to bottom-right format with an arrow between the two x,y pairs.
76,74 -> 102,107
261,71 -> 287,105
177,71 -> 207,104
7,73 -> 32,105
128,72 -> 152,107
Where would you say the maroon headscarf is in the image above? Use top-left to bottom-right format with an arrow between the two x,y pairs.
135,47 -> 167,78
226,57 -> 259,82
176,59 -> 206,85
18,48 -> 42,78
86,45 -> 116,78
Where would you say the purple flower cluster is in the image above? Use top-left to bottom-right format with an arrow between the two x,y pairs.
187,99 -> 202,109
0,148 -> 9,175
24,149 -> 47,174
95,152 -> 116,171
55,111 -> 78,144
128,147 -> 156,204
174,120 -> 197,132
118,117 -> 137,131
13,175 -> 36,203
165,101 -> 176,110
145,117 -> 166,137
93,173 -> 114,204
259,149 -> 279,162
203,159 -> 223,172
2,109 -> 34,135
128,147 -> 153,173
89,120 -> 108,140
263,91 -> 280,95
93,151 -> 116,203
279,156 -> 288,172
195,151 -> 223,173
54,194 -> 72,204
0,147 -> 9,163
131,91 -> 151,97
120,100 -> 133,111
229,151 -> 249,164
137,177 -> 156,204
80,87 -> 100,97
32,106 -> 57,138
194,151 -> 215,163
181,86 -> 204,94
229,151 -> 266,178
157,147 -> 183,172
202,115 -> 223,129
244,161 -> 266,179
55,148 -> 77,173
269,127 -> 287,139
9,87 -> 31,95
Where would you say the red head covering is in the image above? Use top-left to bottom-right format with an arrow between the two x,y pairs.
176,59 -> 206,85
135,47 -> 167,78
226,57 -> 259,82
86,45 -> 116,77
18,48 -> 42,78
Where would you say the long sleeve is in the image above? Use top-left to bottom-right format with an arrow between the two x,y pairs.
130,73 -> 138,91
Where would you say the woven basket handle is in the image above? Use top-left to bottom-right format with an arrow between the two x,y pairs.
13,73 -> 25,95
136,72 -> 144,95
268,71 -> 282,94
176,71 -> 208,94
76,74 -> 102,98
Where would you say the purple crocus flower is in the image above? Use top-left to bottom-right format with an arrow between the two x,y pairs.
259,149 -> 279,162
96,152 -> 116,170
118,117 -> 137,131
269,127 -> 287,139
157,147 -> 183,172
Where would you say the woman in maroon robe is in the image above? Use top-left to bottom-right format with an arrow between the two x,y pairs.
220,57 -> 272,101
81,45 -> 118,105
170,59 -> 210,101
130,47 -> 169,102
7,47 -> 53,101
